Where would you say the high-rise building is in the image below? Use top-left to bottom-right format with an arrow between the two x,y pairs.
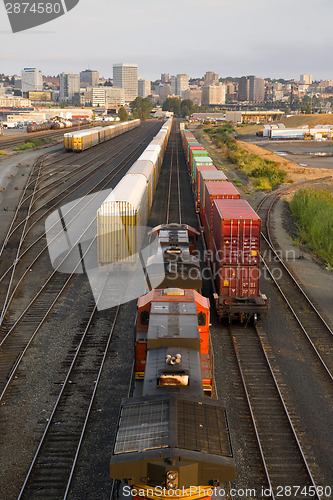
138,79 -> 151,97
59,73 -> 80,102
21,68 -> 43,92
202,84 -> 226,105
113,63 -> 138,103
238,76 -> 250,101
161,73 -> 170,83
253,78 -> 265,102
204,71 -> 219,85
300,74 -> 312,85
80,69 -> 99,87
170,74 -> 189,96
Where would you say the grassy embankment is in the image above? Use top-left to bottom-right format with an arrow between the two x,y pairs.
14,137 -> 54,151
290,188 -> 333,269
203,124 -> 287,190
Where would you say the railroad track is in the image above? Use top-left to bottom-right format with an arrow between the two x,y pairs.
0,123 -> 162,401
257,181 -> 333,382
230,322 -> 322,499
17,282 -> 122,499
0,126 -> 85,150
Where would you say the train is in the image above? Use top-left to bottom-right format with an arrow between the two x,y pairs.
110,285 -> 236,499
97,118 -> 172,266
100,120 -> 236,497
181,128 -> 269,324
27,118 -> 91,133
64,119 -> 141,152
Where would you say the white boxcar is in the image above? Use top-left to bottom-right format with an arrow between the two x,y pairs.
97,174 -> 148,267
127,160 -> 155,211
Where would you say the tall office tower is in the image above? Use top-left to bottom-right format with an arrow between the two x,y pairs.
254,78 -> 265,102
138,79 -> 151,97
59,73 -> 80,102
248,75 -> 265,102
113,63 -> 138,102
238,76 -> 250,101
21,68 -> 43,92
204,71 -> 219,85
300,74 -> 312,85
80,69 -> 99,87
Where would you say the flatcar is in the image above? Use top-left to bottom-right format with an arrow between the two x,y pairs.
64,119 -> 140,152
110,287 -> 236,498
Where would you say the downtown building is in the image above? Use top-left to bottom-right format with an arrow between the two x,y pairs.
59,73 -> 80,103
21,68 -> 43,92
170,74 -> 189,96
113,63 -> 138,103
138,79 -> 151,97
80,69 -> 100,87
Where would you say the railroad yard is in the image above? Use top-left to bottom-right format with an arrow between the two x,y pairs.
0,120 -> 332,500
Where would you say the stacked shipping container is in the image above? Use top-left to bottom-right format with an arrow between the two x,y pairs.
180,127 -> 268,322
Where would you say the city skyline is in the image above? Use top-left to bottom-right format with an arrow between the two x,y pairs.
0,0 -> 332,81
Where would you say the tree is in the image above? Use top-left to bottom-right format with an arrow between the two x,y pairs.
118,106 -> 129,122
104,80 -> 113,86
130,97 -> 153,121
180,99 -> 196,118
162,97 -> 181,117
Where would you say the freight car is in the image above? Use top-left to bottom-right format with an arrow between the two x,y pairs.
97,118 -> 173,267
110,287 -> 236,498
146,224 -> 201,291
181,128 -> 269,323
64,119 -> 141,152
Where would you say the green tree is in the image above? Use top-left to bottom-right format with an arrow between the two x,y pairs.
118,106 -> 129,122
180,99 -> 196,118
130,97 -> 153,121
162,97 -> 181,117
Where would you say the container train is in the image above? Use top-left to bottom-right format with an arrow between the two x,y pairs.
181,128 -> 269,324
64,119 -> 141,152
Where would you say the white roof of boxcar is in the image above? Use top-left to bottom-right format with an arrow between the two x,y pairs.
127,160 -> 155,180
137,149 -> 159,166
145,143 -> 162,155
98,174 -> 147,215
68,127 -> 104,138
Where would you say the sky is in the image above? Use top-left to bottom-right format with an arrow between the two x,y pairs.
0,0 -> 332,81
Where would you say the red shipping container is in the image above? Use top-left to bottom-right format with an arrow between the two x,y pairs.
212,199 -> 261,265
213,265 -> 260,297
203,181 -> 241,250
188,145 -> 205,168
198,170 -> 228,211
194,164 -> 216,197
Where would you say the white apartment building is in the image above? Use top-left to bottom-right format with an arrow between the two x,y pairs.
113,63 -> 138,103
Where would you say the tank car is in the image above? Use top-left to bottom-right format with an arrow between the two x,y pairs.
110,287 -> 236,498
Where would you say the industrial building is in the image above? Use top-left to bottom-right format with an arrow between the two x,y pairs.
113,63 -> 138,103
226,110 -> 284,123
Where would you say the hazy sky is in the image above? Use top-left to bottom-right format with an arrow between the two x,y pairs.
1,0 -> 332,81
